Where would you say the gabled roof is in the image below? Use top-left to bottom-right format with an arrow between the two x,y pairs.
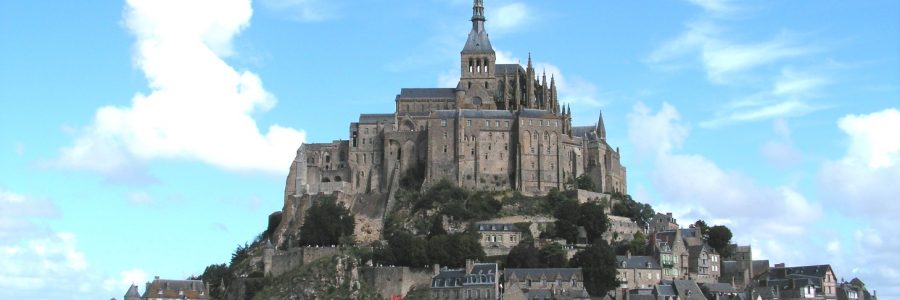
701,282 -> 737,294
504,268 -> 583,282
772,264 -> 833,279
672,280 -> 706,299
141,278 -> 208,300
358,113 -> 394,124
495,64 -> 524,75
124,284 -> 141,297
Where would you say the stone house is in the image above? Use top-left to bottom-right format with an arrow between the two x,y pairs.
431,260 -> 499,300
837,278 -> 878,300
502,268 -> 590,300
134,276 -> 209,300
656,280 -> 706,300
720,244 -> 754,290
687,243 -> 720,283
769,264 -> 838,299
653,229 -> 689,280
475,222 -> 522,256
649,213 -> 678,234
615,252 -> 662,289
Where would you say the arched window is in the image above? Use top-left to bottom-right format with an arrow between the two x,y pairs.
334,176 -> 342,182
321,178 -> 331,183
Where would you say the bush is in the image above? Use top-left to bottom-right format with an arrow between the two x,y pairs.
299,196 -> 355,247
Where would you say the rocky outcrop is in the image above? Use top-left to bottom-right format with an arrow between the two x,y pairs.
252,254 -> 381,300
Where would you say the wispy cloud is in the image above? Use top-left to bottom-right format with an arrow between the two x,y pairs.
685,0 -> 737,15
487,2 -> 530,33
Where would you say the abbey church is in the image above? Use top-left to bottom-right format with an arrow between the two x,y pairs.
294,0 -> 626,197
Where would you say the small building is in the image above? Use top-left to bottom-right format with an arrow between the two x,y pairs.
138,276 -> 209,300
615,252 -> 662,289
124,284 -> 141,300
687,243 -> 720,283
837,277 -> 878,300
769,263 -> 838,299
649,213 -> 678,234
431,260 -> 499,300
653,229 -> 689,280
503,268 -> 590,300
657,280 -> 706,300
475,222 -> 522,256
700,282 -> 738,299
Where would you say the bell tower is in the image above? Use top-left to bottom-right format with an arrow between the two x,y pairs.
459,0 -> 497,109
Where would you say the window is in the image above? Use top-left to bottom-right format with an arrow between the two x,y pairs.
496,120 -> 500,127
443,132 -> 448,139
443,145 -> 448,153
505,121 -> 510,127
467,120 -> 472,127
485,120 -> 490,127
441,119 -> 447,127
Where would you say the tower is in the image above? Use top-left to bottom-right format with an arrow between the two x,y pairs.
597,110 -> 607,141
459,0 -> 497,109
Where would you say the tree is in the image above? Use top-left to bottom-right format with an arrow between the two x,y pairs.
539,243 -> 568,268
387,231 -> 430,267
230,242 -> 250,267
553,199 -> 581,243
566,174 -> 597,192
628,231 -> 649,255
570,241 -> 619,297
299,196 -> 356,247
707,225 -> 733,256
199,263 -> 230,300
693,220 -> 709,239
506,242 -> 541,268
578,202 -> 609,243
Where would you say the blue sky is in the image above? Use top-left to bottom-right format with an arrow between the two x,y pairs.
1,0 -> 898,298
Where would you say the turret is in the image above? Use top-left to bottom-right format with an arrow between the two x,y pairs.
550,75 -> 558,114
541,70 -> 549,110
460,0 -> 495,80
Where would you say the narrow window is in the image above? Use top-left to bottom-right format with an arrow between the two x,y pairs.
441,119 -> 447,127
467,120 -> 472,127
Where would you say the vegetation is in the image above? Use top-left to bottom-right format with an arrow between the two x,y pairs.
198,263 -> 229,300
611,193 -> 655,228
506,242 -> 541,268
565,174 -> 598,192
569,241 -> 619,297
538,243 -> 568,268
374,230 -> 485,268
708,225 -> 733,257
614,231 -> 650,256
693,219 -> 709,239
298,196 -> 355,247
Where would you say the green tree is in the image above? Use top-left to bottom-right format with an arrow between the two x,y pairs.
387,231 -> 430,267
693,220 -> 709,239
629,231 -> 649,255
199,263 -> 230,300
539,243 -> 568,268
506,242 -> 541,268
707,225 -> 733,256
578,202 -> 609,243
230,242 -> 250,267
299,196 -> 355,247
428,216 -> 447,237
553,199 -> 581,243
570,241 -> 619,297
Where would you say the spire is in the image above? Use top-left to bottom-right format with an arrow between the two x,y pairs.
527,52 -> 533,69
597,110 -> 607,140
526,53 -> 535,107
462,0 -> 493,54
550,75 -> 558,114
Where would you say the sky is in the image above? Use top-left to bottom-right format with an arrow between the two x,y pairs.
0,0 -> 898,298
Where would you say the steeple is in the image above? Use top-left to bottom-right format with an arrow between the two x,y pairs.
526,53 -> 535,107
597,110 -> 607,141
550,75 -> 559,114
462,0 -> 493,54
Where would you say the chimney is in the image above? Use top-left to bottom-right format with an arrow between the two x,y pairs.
433,264 -> 441,277
466,259 -> 475,274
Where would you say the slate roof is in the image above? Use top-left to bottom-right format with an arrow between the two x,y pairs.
616,255 -> 661,269
433,263 -> 497,288
571,126 -> 597,140
751,260 -> 770,279
504,268 -> 583,282
124,284 -> 141,298
701,282 -> 738,294
672,280 -> 707,300
397,88 -> 457,99
433,109 -> 516,119
657,284 -> 677,296
688,243 -> 716,257
476,223 -> 521,232
358,113 -> 394,124
520,108 -> 556,118
772,264 -> 833,279
526,288 -> 591,299
462,24 -> 493,54
495,64 -> 524,75
141,278 -> 209,299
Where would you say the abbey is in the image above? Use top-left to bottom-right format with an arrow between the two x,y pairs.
295,0 -> 626,197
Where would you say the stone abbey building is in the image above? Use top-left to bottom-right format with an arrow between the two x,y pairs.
295,0 -> 626,197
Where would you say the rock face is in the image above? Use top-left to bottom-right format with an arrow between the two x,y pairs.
272,147 -> 391,248
252,254 -> 381,300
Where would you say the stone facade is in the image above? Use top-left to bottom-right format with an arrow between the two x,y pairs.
138,276 -> 209,300
503,268 -> 590,299
475,222 -> 522,256
616,253 -> 663,289
654,229 -> 689,280
431,260 -> 499,300
687,243 -> 720,283
360,266 -> 434,300
263,246 -> 341,277
649,212 -> 678,234
292,0 -> 627,198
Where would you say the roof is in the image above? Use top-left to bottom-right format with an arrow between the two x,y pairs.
433,263 -> 497,288
701,282 -> 738,294
688,243 -> 716,257
571,126 -> 597,141
504,268 -> 583,282
520,108 -> 556,118
772,264 -> 833,279
476,223 -> 521,232
124,284 -> 141,297
433,109 -> 515,119
525,288 -> 591,299
672,280 -> 706,300
495,64 -> 524,75
462,24 -> 493,54
657,284 -> 677,296
397,88 -> 456,99
358,113 -> 394,124
616,255 -> 661,269
141,278 -> 208,299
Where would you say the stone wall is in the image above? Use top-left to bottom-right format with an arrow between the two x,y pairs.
360,266 -> 434,300
266,247 -> 342,278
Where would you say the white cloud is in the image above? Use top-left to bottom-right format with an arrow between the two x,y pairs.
487,3 -> 529,33
760,119 -> 802,167
260,0 -> 336,22
56,0 -> 305,180
816,108 -> 900,297
0,189 -> 60,243
0,232 -> 96,297
103,268 -> 148,293
126,192 -> 153,206
628,102 -> 822,260
685,0 -> 736,14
